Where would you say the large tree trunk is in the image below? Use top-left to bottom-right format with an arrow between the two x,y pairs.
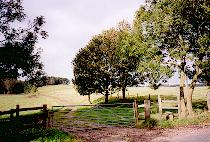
7,90 -> 10,94
105,89 -> 109,104
104,77 -> 109,104
187,88 -> 194,116
186,65 -> 201,116
180,69 -> 187,118
121,68 -> 127,103
122,87 -> 126,102
185,75 -> 193,116
105,82 -> 109,104
88,94 -> 92,104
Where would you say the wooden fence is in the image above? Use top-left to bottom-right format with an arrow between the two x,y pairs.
0,104 -> 51,127
207,92 -> 210,112
158,95 -> 180,119
0,101 -> 151,129
133,100 -> 151,128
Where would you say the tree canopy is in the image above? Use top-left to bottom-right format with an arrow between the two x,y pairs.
0,0 -> 48,93
73,0 -> 209,109
73,29 -> 119,103
133,0 -> 210,117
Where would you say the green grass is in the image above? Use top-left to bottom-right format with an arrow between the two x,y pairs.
0,112 -> 77,142
158,112 -> 210,128
92,94 -> 210,128
1,127 -> 76,142
0,85 -> 208,112
72,105 -> 137,127
0,85 -> 209,130
0,85 -> 101,112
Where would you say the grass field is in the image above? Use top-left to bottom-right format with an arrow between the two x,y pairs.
0,85 -> 101,112
0,85 -> 209,112
0,84 -> 209,138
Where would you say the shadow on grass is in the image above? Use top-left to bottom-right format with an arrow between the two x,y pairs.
192,100 -> 208,110
0,113 -> 74,142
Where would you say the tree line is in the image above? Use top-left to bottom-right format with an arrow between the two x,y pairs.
73,0 -> 210,118
0,0 -> 47,93
0,76 -> 70,94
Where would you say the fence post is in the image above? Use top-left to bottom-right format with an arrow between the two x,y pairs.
177,94 -> 181,118
144,100 -> 150,121
134,100 -> 138,128
158,95 -> 162,117
207,92 -> 210,112
16,105 -> 19,118
10,109 -> 14,121
42,104 -> 48,128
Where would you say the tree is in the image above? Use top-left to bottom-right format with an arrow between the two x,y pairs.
1,78 -> 16,94
133,3 -> 173,92
134,0 -> 210,117
73,29 -> 118,103
0,0 -> 48,92
115,20 -> 142,102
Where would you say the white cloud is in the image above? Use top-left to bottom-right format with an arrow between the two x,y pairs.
22,0 -> 144,79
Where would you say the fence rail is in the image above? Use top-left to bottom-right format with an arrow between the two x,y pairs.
0,100 -> 152,129
0,104 -> 50,127
158,95 -> 180,119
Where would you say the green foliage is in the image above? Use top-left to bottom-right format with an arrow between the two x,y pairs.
0,0 -> 48,89
133,2 -> 174,89
136,0 -> 210,82
24,83 -> 38,94
73,26 -> 143,103
73,29 -> 120,103
12,80 -> 24,94
133,0 -> 210,117
158,112 -> 210,128
46,76 -> 70,85
115,21 -> 143,99
141,118 -> 157,128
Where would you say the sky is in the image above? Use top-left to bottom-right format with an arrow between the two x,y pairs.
22,0 -> 144,80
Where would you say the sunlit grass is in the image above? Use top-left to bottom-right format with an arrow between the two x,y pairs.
0,85 -> 208,117
0,85 -> 101,112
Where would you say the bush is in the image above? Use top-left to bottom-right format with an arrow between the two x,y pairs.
12,81 -> 24,94
24,83 -> 38,94
141,118 -> 157,128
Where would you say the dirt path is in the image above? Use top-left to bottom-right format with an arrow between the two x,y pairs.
62,127 -> 163,142
57,125 -> 210,142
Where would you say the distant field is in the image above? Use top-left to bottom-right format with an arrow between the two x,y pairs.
0,85 -> 101,112
0,85 -> 209,112
126,86 -> 209,100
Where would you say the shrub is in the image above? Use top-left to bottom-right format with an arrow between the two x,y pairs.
24,83 -> 38,94
12,81 -> 24,94
141,118 -> 157,128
